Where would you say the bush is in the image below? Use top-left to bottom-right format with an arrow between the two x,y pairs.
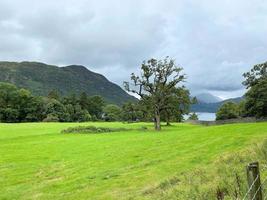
216,102 -> 239,121
61,126 -> 129,134
0,108 -> 19,123
140,126 -> 148,130
188,112 -> 198,120
43,114 -> 59,122
103,104 -> 122,121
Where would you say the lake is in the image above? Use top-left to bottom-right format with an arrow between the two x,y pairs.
185,112 -> 216,121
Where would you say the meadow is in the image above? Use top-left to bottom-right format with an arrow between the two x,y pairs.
1,122 -> 267,199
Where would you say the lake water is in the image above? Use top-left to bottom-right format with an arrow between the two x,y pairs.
185,112 -> 216,121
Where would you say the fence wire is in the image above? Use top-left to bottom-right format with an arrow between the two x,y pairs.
251,176 -> 267,200
242,163 -> 267,200
242,174 -> 260,200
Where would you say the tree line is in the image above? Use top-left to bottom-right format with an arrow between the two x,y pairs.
216,61 -> 267,120
0,77 -> 192,124
0,83 -> 104,123
2,57 -> 264,129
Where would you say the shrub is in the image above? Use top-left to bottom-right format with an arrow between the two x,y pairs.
61,126 -> 129,134
216,102 -> 239,121
140,126 -> 148,130
43,114 -> 59,122
188,112 -> 199,120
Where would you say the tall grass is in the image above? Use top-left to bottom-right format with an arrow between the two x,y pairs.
143,140 -> 267,199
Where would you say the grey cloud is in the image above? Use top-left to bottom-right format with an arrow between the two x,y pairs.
0,0 -> 267,98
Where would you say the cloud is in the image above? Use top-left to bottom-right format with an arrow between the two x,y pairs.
0,0 -> 266,98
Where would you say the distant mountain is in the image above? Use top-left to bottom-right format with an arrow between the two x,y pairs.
195,93 -> 222,103
0,61 -> 136,105
191,96 -> 244,113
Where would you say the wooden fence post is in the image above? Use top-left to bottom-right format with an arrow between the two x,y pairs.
247,162 -> 263,200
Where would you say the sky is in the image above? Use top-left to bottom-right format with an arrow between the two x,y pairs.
0,0 -> 267,99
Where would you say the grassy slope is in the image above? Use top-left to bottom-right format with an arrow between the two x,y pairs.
0,122 -> 267,200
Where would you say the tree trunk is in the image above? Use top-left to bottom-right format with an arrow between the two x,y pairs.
154,113 -> 161,131
166,114 -> 171,126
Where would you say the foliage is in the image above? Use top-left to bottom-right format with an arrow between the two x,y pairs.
103,104 -> 122,121
47,89 -> 60,100
43,114 -> 60,122
238,100 -> 247,117
124,57 -> 188,130
161,87 -> 192,124
243,62 -> 267,118
43,98 -> 67,122
0,82 -> 102,122
0,61 -> 136,105
0,82 -> 44,122
243,61 -> 267,88
121,102 -> 142,122
87,95 -> 105,120
188,112 -> 199,120
216,102 -> 239,120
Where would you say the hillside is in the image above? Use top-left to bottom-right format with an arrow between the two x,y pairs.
0,61 -> 136,105
191,96 -> 244,112
1,122 -> 267,199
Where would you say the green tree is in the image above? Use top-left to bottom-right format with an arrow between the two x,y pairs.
25,96 -> 46,122
62,93 -> 78,105
79,92 -> 89,110
16,89 -> 35,122
87,95 -> 105,120
188,112 -> 199,120
124,57 -> 186,130
1,108 -> 19,123
121,102 -> 142,122
103,104 -> 122,121
135,97 -> 154,122
43,98 -> 67,122
72,104 -> 91,122
0,82 -> 47,122
47,90 -> 60,100
0,82 -> 18,108
238,100 -> 247,118
243,62 -> 267,118
161,87 -> 192,125
0,83 -> 19,122
216,102 -> 239,121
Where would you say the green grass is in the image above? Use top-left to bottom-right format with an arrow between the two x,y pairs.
1,122 -> 267,200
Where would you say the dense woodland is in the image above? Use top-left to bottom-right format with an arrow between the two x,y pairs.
0,82 -> 191,123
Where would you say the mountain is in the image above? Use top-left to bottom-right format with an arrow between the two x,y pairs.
195,93 -> 222,103
0,61 -> 136,105
191,96 -> 244,113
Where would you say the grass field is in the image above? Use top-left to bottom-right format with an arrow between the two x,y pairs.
1,122 -> 267,200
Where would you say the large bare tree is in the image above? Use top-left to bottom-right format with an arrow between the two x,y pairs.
124,57 -> 186,131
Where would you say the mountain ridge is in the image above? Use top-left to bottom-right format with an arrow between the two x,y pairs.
191,96 -> 244,113
195,93 -> 222,103
0,61 -> 136,105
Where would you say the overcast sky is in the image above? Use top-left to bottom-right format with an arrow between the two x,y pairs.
0,0 -> 267,99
